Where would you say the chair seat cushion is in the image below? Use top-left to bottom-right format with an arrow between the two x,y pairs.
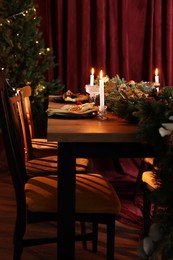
142,171 -> 160,189
25,173 -> 121,215
26,156 -> 90,175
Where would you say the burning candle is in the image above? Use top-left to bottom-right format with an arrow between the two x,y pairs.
99,70 -> 104,113
155,68 -> 159,84
90,68 -> 94,85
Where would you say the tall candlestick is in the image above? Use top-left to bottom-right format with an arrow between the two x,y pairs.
155,68 -> 159,83
90,68 -> 94,85
99,70 -> 104,113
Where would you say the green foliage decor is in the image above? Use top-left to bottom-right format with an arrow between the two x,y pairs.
104,74 -> 173,258
0,0 -> 64,136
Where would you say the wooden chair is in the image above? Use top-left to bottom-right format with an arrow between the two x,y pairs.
15,86 -> 92,249
0,74 -> 121,260
12,86 -> 92,249
14,87 -> 91,175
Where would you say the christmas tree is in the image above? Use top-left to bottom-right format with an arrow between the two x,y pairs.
0,0 -> 63,135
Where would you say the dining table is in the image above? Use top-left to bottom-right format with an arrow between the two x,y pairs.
47,96 -> 154,259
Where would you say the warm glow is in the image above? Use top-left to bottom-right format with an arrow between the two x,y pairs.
91,68 -> 94,75
155,68 -> 158,76
100,70 -> 103,79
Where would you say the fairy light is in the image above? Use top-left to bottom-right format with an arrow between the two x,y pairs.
7,8 -> 35,19
26,81 -> 31,85
39,49 -> 44,55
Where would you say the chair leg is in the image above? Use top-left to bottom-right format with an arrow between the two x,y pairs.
80,221 -> 87,250
106,220 -> 115,260
143,184 -> 152,237
134,158 -> 147,202
13,216 -> 26,260
13,244 -> 23,260
92,222 -> 98,253
13,230 -> 24,260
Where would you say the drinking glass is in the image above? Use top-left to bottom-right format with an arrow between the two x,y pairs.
85,84 -> 100,103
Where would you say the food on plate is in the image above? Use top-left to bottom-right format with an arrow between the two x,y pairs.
62,90 -> 89,102
61,102 -> 97,113
46,102 -> 98,117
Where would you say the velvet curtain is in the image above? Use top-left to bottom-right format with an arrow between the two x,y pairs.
36,0 -> 173,93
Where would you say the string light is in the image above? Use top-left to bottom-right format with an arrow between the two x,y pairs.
7,7 -> 36,20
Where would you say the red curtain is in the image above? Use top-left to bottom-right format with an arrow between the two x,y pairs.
36,0 -> 173,93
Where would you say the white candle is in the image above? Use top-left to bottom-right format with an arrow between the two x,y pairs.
155,68 -> 159,83
90,68 -> 94,85
99,70 -> 104,113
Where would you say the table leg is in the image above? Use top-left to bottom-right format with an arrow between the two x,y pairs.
57,142 -> 76,260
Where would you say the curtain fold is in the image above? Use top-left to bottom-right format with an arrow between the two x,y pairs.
36,0 -> 173,92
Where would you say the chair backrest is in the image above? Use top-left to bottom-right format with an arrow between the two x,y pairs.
16,88 -> 34,161
0,73 -> 27,221
17,86 -> 35,138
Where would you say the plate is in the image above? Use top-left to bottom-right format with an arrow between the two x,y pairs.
47,103 -> 98,119
47,111 -> 97,119
53,94 -> 89,103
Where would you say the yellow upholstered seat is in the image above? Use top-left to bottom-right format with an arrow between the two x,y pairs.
26,173 -> 121,214
142,171 -> 160,189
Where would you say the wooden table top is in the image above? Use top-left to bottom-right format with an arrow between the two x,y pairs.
47,96 -> 139,143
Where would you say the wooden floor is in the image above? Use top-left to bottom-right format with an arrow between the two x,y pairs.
0,168 -> 141,260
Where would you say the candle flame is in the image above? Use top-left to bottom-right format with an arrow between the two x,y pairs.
100,70 -> 103,79
155,68 -> 158,76
91,68 -> 94,75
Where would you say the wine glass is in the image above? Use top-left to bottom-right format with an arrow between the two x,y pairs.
85,84 -> 100,104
